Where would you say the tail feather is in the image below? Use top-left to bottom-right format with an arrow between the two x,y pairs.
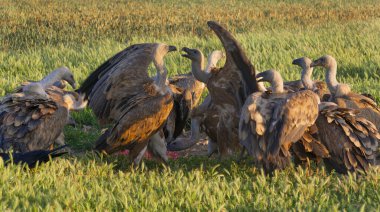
0,145 -> 68,168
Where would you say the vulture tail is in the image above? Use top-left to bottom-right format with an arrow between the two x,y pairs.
0,145 -> 68,168
207,21 -> 258,96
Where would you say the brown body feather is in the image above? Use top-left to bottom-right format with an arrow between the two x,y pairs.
0,87 -> 72,152
316,105 -> 380,173
239,90 -> 320,172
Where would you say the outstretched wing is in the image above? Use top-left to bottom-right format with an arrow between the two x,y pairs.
207,21 -> 258,106
79,43 -> 159,124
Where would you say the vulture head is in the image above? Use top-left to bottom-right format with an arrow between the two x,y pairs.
56,67 -> 77,89
292,57 -> 313,69
310,55 -> 335,68
181,47 -> 204,63
256,69 -> 284,93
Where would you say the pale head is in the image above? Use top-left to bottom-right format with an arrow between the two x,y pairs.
310,55 -> 336,68
56,66 -> 76,89
292,57 -> 312,69
256,69 -> 281,84
256,69 -> 284,93
181,47 -> 204,63
154,43 -> 177,62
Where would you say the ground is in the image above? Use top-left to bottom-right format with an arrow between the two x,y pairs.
1,0 -> 380,210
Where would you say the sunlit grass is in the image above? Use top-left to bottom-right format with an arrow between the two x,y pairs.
1,0 -> 380,210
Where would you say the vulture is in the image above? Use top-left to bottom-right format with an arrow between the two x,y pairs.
15,67 -> 77,95
163,48 -> 225,143
310,55 -> 380,127
291,57 -> 330,99
77,43 -> 177,165
0,83 -> 86,152
316,102 -> 379,173
168,21 -> 259,158
0,145 -> 68,168
239,69 -> 320,172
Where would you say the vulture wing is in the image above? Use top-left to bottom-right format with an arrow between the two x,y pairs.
207,21 -> 258,106
0,92 -> 67,152
316,105 -> 380,173
333,93 -> 380,127
79,43 -> 158,124
267,90 -> 320,157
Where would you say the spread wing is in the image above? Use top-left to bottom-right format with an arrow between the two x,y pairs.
207,21 -> 258,105
78,43 -> 159,124
0,93 -> 67,152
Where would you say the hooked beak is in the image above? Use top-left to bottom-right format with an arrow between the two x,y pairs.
168,45 -> 177,52
292,58 -> 300,65
65,80 -> 76,89
181,47 -> 191,59
256,72 -> 267,83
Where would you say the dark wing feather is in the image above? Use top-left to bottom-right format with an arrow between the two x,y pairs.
267,90 -> 320,157
79,43 -> 158,124
0,93 -> 67,152
95,90 -> 173,154
316,105 -> 380,173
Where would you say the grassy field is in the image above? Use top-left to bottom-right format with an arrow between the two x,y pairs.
1,0 -> 380,210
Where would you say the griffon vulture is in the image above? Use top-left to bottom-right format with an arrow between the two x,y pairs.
77,43 -> 177,165
310,55 -> 380,127
316,102 -> 379,173
163,48 -> 224,143
0,85 -> 86,152
239,69 -> 320,172
168,21 -> 259,157
291,57 -> 330,99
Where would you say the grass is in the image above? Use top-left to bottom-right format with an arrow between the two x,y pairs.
1,0 -> 380,210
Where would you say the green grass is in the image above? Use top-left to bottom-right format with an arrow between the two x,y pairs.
1,0 -> 380,210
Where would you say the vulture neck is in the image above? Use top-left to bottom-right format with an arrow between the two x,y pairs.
153,59 -> 168,92
191,54 -> 210,83
301,66 -> 315,90
325,60 -> 339,94
257,82 -> 267,92
39,69 -> 66,89
270,73 -> 284,93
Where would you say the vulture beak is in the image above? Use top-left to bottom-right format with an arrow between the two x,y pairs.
256,72 -> 267,83
181,47 -> 191,59
168,45 -> 177,52
292,58 -> 300,65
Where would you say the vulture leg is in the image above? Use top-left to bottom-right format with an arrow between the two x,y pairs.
148,131 -> 168,165
54,132 -> 66,146
132,145 -> 148,167
207,139 -> 218,158
166,117 -> 202,151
